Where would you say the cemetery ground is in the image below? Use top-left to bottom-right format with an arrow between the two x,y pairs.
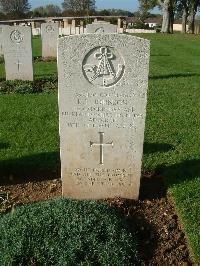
0,33 -> 199,264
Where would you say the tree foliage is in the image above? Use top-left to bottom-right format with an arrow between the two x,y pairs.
0,11 -> 6,19
62,0 -> 95,15
187,0 -> 200,33
32,5 -> 62,17
96,9 -> 133,17
138,0 -> 200,34
174,0 -> 200,33
0,0 -> 31,18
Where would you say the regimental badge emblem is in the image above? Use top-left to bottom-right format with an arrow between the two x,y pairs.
10,30 -> 23,44
95,27 -> 104,33
83,46 -> 125,87
45,25 -> 54,33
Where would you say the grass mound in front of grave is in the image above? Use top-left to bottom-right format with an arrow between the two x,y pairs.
0,76 -> 58,94
0,198 -> 138,265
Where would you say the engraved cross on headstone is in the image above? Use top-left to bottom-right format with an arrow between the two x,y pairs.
90,132 -> 113,165
15,60 -> 22,71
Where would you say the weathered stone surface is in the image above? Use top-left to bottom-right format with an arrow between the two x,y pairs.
75,27 -> 80,35
41,22 -> 59,57
0,25 -> 7,55
3,26 -> 33,81
86,23 -> 117,33
62,27 -> 71,35
80,26 -> 84,34
58,34 -> 150,200
70,20 -> 76,35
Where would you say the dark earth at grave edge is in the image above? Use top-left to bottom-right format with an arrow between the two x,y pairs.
0,173 -> 193,265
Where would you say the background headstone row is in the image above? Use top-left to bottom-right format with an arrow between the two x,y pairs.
0,21 -> 119,81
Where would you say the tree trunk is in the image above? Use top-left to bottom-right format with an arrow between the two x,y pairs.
169,3 -> 174,34
182,8 -> 188,33
188,2 -> 198,34
159,0 -> 171,33
188,9 -> 196,34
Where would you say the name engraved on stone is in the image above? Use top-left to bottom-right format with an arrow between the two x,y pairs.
10,30 -> 23,44
90,132 -> 114,165
83,46 -> 125,87
61,91 -> 145,129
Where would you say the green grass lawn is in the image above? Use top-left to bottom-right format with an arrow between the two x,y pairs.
139,33 -> 200,263
0,34 -> 200,263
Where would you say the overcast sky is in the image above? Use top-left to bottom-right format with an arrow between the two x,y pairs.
30,0 -> 139,11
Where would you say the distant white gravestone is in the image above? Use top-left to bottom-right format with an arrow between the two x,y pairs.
3,26 -> 33,81
58,34 -> 150,200
41,22 -> 59,57
86,22 -> 118,33
0,25 -> 7,55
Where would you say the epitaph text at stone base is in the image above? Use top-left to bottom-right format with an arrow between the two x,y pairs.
3,26 -> 33,81
58,34 -> 150,200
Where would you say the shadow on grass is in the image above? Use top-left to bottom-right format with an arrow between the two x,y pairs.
140,159 -> 200,200
150,73 -> 200,80
34,73 -> 58,79
0,143 -> 10,149
151,54 -> 170,57
0,145 -> 199,195
0,142 -> 174,186
140,174 -> 166,200
140,142 -> 174,200
143,142 -> 174,154
156,159 -> 200,186
0,152 -> 60,185
33,56 -> 57,62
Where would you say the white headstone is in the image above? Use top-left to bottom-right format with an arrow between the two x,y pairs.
75,27 -> 80,35
3,26 -> 34,81
71,20 -> 76,35
86,23 -> 117,34
41,22 -> 59,57
0,25 -> 7,55
32,28 -> 41,36
62,27 -> 71,36
80,26 -> 84,34
92,21 -> 110,24
58,34 -> 150,200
